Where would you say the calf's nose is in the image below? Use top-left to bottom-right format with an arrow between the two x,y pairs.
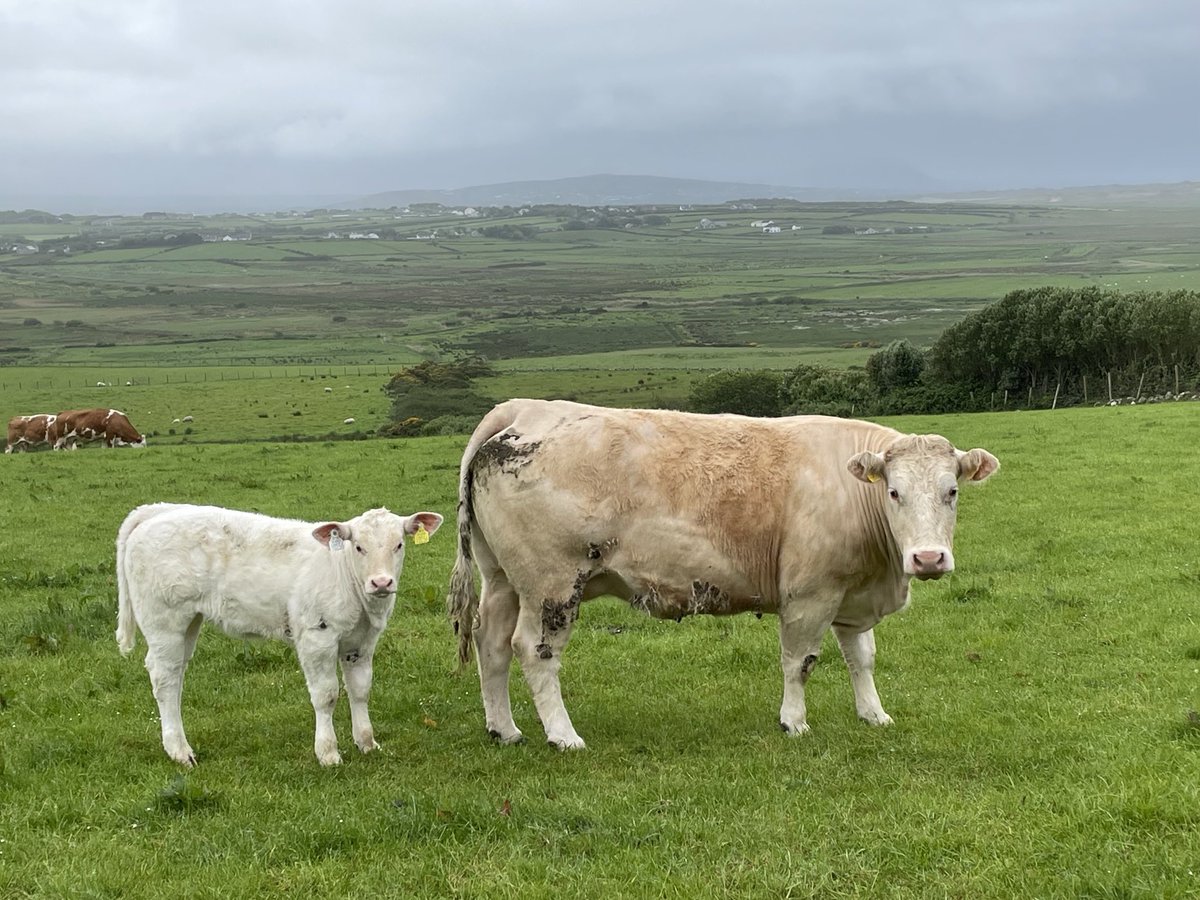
369,575 -> 395,593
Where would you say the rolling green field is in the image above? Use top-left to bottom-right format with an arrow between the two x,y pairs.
5,201 -> 1200,386
2,404 -> 1198,897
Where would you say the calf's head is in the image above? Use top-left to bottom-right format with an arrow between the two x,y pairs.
848,435 -> 998,580
312,507 -> 444,598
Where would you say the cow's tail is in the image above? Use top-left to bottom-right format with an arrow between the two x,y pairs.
447,401 -> 524,670
115,503 -> 176,655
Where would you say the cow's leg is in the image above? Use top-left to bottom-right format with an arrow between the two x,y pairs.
296,630 -> 342,766
475,574 -> 523,744
778,604 -> 836,736
143,628 -> 197,767
833,625 -> 893,726
341,640 -> 380,754
511,592 -> 584,750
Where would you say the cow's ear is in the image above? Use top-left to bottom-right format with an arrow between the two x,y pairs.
956,448 -> 999,482
312,522 -> 351,546
847,451 -> 886,484
404,512 -> 444,536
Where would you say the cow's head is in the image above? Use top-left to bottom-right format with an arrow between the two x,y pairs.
312,507 -> 444,598
848,435 -> 998,580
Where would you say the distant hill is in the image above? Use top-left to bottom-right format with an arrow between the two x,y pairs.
912,181 -> 1200,208
345,174 -> 1200,211
344,174 -> 894,209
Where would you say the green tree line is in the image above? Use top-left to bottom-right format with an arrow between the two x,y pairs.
690,287 -> 1200,417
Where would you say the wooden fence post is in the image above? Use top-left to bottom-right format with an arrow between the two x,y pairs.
1052,383 -> 1061,410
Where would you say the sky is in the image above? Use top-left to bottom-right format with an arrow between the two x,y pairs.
1,0 -> 1197,213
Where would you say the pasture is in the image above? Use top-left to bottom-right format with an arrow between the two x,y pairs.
5,201 -> 1200,385
1,404 -> 1198,897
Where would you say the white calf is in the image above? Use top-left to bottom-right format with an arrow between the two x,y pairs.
116,502 -> 443,766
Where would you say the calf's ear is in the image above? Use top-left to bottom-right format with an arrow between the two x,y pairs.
312,522 -> 351,546
404,512 -> 444,536
956,448 -> 999,482
847,451 -> 887,484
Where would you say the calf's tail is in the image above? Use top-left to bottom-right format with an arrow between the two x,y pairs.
447,401 -> 523,669
115,503 -> 178,655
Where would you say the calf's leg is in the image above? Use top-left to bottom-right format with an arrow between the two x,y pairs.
143,624 -> 198,767
341,645 -> 380,754
296,630 -> 342,765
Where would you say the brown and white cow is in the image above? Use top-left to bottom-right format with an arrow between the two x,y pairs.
5,414 -> 58,453
53,408 -> 146,450
448,399 -> 998,749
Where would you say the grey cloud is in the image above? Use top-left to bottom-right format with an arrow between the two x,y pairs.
1,0 -> 1196,207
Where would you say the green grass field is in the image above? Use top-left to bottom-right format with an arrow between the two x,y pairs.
5,201 -> 1200,383
2,404 -> 1198,897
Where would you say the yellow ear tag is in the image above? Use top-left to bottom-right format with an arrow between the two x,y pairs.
867,472 -> 881,483
413,523 -> 430,545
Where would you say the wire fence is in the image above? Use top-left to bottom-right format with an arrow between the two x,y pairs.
0,364 -> 395,392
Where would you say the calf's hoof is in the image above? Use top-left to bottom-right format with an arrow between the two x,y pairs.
548,734 -> 586,751
356,737 -> 381,754
165,741 -> 197,768
779,720 -> 811,737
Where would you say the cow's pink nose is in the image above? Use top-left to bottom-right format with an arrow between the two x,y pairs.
369,575 -> 395,592
911,550 -> 949,577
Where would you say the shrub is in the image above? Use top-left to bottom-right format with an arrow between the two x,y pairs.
688,370 -> 783,417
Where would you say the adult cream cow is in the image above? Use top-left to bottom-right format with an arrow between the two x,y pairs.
53,408 -> 145,449
448,399 -> 999,749
5,414 -> 57,453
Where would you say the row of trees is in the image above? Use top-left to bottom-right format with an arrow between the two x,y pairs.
927,287 -> 1200,400
690,287 -> 1200,417
382,288 -> 1200,431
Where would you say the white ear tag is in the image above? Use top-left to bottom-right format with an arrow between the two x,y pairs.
329,532 -> 344,551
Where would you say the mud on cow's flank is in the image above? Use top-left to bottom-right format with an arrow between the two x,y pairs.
471,431 -> 542,478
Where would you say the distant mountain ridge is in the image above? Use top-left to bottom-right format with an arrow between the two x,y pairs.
345,174 -> 893,209
345,174 -> 1200,210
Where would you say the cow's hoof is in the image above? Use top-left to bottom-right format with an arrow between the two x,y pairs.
779,721 -> 811,737
859,710 -> 894,727
357,738 -> 382,753
317,749 -> 343,766
548,735 -> 586,751
488,728 -> 525,745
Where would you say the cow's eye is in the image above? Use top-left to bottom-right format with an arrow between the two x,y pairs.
888,487 -> 900,501
355,544 -> 365,555
948,487 -> 958,503
395,542 -> 404,552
